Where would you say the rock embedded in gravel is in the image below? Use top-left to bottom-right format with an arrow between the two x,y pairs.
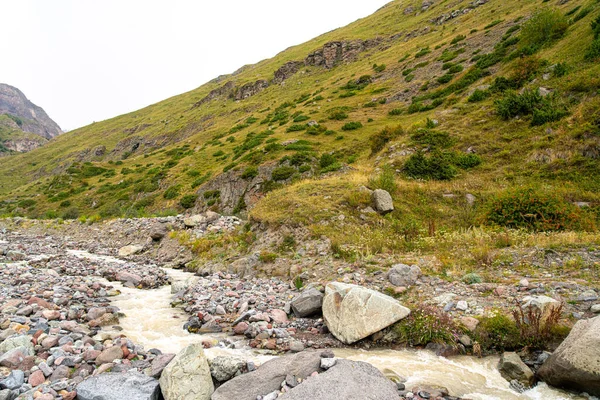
322,282 -> 410,344
387,264 -> 421,287
76,372 -> 161,400
290,288 -> 323,318
118,245 -> 144,257
95,346 -> 124,365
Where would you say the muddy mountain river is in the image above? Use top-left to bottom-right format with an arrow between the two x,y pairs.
70,250 -> 582,400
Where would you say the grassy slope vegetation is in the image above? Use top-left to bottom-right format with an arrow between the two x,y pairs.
1,0 -> 600,262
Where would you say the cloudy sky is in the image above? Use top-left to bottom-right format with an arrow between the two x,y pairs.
2,1 -> 390,131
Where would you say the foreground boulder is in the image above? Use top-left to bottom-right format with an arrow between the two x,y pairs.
159,343 -> 214,400
280,359 -> 398,400
498,352 -> 534,387
290,287 -> 323,317
537,315 -> 600,396
212,350 -> 324,400
76,372 -> 161,400
322,282 -> 410,344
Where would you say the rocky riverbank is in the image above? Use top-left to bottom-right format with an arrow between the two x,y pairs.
1,215 -> 599,399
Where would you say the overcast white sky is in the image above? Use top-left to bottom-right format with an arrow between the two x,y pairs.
1,1 -> 390,131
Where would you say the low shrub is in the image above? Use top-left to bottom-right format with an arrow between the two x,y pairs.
403,151 -> 457,180
388,108 -> 403,116
462,273 -> 483,284
369,125 -> 404,155
368,165 -> 397,194
241,166 -> 259,180
341,122 -> 363,131
392,305 -> 463,346
179,194 -> 198,209
476,311 -> 520,351
437,74 -> 454,84
328,110 -> 349,120
271,166 -> 296,181
468,89 -> 490,102
519,8 -> 568,53
483,187 -> 592,231
163,185 -> 181,200
319,153 -> 336,169
410,129 -> 455,149
495,89 -> 568,125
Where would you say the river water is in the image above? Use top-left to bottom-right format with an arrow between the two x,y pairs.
69,250 -> 582,400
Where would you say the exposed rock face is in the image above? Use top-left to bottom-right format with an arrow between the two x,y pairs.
0,84 -> 62,139
159,343 -> 214,400
76,372 -> 161,400
234,80 -> 270,100
305,39 -> 382,69
537,315 -> 600,396
195,81 -> 236,107
498,352 -> 534,387
322,282 -> 411,344
279,359 -> 398,400
212,351 -> 324,400
274,61 -> 304,84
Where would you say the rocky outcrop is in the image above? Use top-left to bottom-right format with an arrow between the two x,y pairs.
212,350 -> 324,400
234,80 -> 269,100
194,81 -> 236,107
159,343 -> 214,400
0,84 -> 62,139
537,315 -> 600,396
322,282 -> 411,344
305,39 -> 382,69
279,359 -> 399,400
76,372 -> 161,400
274,61 -> 304,84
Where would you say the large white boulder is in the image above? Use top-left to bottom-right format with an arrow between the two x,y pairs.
159,343 -> 214,400
322,282 -> 410,344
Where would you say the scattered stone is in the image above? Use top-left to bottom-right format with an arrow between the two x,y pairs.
498,352 -> 534,387
387,264 -> 421,287
118,245 -> 144,257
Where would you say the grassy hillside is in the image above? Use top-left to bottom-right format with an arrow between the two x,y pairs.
1,0 -> 600,252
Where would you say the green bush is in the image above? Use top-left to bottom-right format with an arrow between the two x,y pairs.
585,38 -> 600,61
476,312 -> 521,351
448,64 -> 464,74
286,124 -> 307,132
369,125 -> 404,155
410,129 -> 455,149
388,108 -> 403,116
468,89 -> 490,102
293,115 -> 310,123
61,207 -> 80,220
271,166 -> 296,181
519,9 -> 568,52
437,74 -> 454,84
328,110 -> 349,120
368,165 -> 397,194
403,151 -> 457,180
415,47 -> 431,58
17,199 -> 36,208
462,273 -> 483,284
180,194 -> 198,209
241,166 -> 259,180
163,185 -> 181,200
392,305 -> 463,346
341,121 -> 363,131
451,34 -> 466,45
319,153 -> 336,169
495,89 -> 567,125
484,188 -> 592,231
373,63 -> 386,73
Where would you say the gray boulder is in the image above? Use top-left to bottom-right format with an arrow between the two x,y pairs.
387,264 -> 421,287
0,370 -> 24,390
212,350 -> 324,400
280,360 -> 398,400
209,356 -> 245,382
371,189 -> 394,214
323,282 -> 410,344
290,288 -> 323,317
159,343 -> 213,400
538,315 -> 600,396
0,389 -> 15,400
76,372 -> 161,400
498,352 -> 534,387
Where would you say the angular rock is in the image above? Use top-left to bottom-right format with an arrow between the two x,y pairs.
183,215 -> 205,228
0,336 -> 34,356
95,346 -> 123,365
280,360 -> 398,400
118,245 -> 144,257
538,315 -> 600,396
498,352 -> 534,387
159,343 -> 214,400
322,282 -> 410,344
0,370 -> 24,390
145,353 -> 175,379
76,372 -> 161,400
290,288 -> 323,318
371,189 -> 394,214
387,264 -> 421,287
522,295 -> 560,317
209,356 -> 245,382
212,350 -> 324,400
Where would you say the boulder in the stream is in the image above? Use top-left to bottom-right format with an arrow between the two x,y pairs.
76,372 -> 161,400
212,350 -> 324,400
498,352 -> 534,387
537,315 -> 600,396
322,282 -> 410,344
279,359 -> 398,400
159,343 -> 214,400
290,287 -> 323,317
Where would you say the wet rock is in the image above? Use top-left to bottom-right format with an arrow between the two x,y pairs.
322,282 -> 410,344
279,360 -> 398,400
371,189 -> 394,214
387,264 -> 421,287
159,343 -> 214,400
76,372 -> 161,400
538,315 -> 600,395
498,352 -> 534,387
290,288 -> 323,318
212,350 -> 323,400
